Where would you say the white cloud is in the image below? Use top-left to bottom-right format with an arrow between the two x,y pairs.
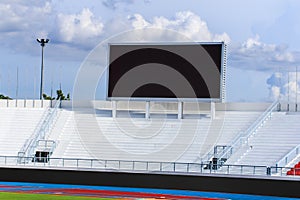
129,14 -> 150,29
0,1 -> 51,33
267,71 -> 300,102
275,52 -> 294,62
55,8 -> 104,47
230,35 -> 300,71
102,0 -> 134,10
3,1 -> 298,74
128,11 -> 230,43
0,1 -> 54,54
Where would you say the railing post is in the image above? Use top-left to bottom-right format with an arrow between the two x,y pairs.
173,162 -> 176,172
266,166 -> 271,175
200,163 -> 203,173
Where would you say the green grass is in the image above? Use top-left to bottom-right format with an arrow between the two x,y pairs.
0,192 -> 118,200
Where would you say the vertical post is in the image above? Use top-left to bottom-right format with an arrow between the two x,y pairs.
287,71 -> 290,111
112,101 -> 117,118
37,38 -> 49,100
178,101 -> 183,119
40,45 -> 44,100
145,101 -> 150,119
211,101 -> 215,119
296,66 -> 298,111
50,70 -> 53,108
15,66 -> 19,107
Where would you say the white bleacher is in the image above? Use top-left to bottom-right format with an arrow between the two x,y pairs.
227,112 -> 300,167
50,109 -> 94,159
213,111 -> 262,145
185,111 -> 262,162
48,106 -> 262,165
0,107 -> 46,156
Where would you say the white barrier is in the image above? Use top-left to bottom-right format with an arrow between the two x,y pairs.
0,100 -> 53,108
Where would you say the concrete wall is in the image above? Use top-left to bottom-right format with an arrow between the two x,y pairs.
62,100 -> 273,113
2,99 -> 298,113
0,99 -> 54,108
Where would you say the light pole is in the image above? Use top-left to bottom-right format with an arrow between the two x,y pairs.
36,38 -> 49,100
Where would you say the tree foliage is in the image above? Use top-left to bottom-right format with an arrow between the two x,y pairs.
42,93 -> 55,100
56,89 -> 70,100
0,94 -> 12,99
43,90 -> 70,100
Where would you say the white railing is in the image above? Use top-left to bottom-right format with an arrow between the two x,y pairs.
276,144 -> 300,167
1,155 -> 299,177
216,100 -> 279,163
17,100 -> 61,163
35,140 -> 57,152
202,101 -> 279,164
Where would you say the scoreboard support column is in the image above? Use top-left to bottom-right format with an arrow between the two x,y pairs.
145,101 -> 150,119
112,101 -> 117,118
178,101 -> 183,119
211,101 -> 215,119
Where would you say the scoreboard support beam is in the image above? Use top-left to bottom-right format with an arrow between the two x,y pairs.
112,101 -> 117,118
145,101 -> 150,119
178,102 -> 183,119
211,102 -> 215,119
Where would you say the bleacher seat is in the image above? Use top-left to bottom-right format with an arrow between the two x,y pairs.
0,107 -> 46,156
48,108 -> 262,164
226,112 -> 300,167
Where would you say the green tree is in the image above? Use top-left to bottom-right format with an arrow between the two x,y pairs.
0,94 -> 12,99
43,90 -> 70,100
42,93 -> 55,100
56,89 -> 70,100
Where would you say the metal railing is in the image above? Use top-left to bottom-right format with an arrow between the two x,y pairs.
1,155 -> 299,177
17,99 -> 61,163
201,101 -> 279,164
213,100 -> 279,164
276,144 -> 300,167
35,140 -> 57,152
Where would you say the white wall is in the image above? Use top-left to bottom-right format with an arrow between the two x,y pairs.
62,100 -> 273,112
0,100 -> 52,108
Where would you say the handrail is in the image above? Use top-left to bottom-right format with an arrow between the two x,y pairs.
216,100 -> 279,162
1,155 -> 298,177
276,144 -> 300,167
36,140 -> 57,152
212,100 -> 279,163
17,99 -> 61,163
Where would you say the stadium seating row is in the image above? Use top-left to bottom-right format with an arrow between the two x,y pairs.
286,161 -> 300,176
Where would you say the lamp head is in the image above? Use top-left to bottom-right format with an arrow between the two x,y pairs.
36,38 -> 50,47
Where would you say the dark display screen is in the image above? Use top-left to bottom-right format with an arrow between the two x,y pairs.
108,43 -> 223,99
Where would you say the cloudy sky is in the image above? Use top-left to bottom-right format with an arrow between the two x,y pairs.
0,0 -> 299,102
